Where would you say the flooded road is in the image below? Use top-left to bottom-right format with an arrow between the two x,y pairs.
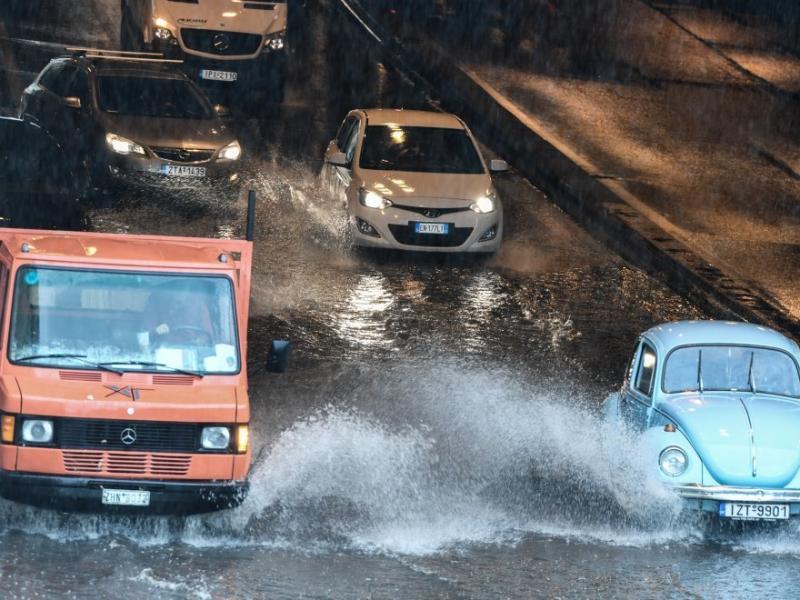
3,1 -> 800,598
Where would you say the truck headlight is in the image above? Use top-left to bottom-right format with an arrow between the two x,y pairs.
359,188 -> 392,209
201,426 -> 231,450
263,32 -> 285,52
218,140 -> 242,161
659,446 -> 688,477
106,133 -> 145,156
22,419 -> 54,444
470,194 -> 496,214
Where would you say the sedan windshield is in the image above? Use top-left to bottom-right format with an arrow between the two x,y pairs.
9,267 -> 239,374
663,345 -> 800,397
96,75 -> 213,119
359,125 -> 485,174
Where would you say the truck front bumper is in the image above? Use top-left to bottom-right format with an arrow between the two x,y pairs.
0,472 -> 248,514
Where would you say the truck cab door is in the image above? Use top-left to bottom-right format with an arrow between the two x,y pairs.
621,341 -> 658,431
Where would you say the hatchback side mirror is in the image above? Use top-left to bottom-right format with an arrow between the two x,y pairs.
489,159 -> 509,173
327,151 -> 349,167
266,340 -> 291,373
64,96 -> 82,110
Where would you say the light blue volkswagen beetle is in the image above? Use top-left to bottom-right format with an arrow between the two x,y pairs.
605,320 -> 800,521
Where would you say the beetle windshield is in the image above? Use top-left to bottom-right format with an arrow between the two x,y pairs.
9,267 -> 239,374
663,345 -> 800,397
359,125 -> 485,174
96,75 -> 213,120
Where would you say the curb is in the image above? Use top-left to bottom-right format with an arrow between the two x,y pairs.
335,0 -> 800,339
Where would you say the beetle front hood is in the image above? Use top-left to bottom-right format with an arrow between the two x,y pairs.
659,393 -> 800,487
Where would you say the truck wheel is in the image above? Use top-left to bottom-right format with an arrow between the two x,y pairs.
120,7 -> 142,51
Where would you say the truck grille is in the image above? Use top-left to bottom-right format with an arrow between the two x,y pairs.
388,224 -> 473,247
58,419 -> 199,452
62,450 -> 192,476
180,28 -> 262,56
152,147 -> 215,163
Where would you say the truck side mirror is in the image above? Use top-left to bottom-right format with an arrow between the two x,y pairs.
266,340 -> 291,373
64,96 -> 82,110
327,151 -> 349,167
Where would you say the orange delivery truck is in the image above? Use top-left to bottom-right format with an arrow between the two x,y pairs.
0,206 -> 288,513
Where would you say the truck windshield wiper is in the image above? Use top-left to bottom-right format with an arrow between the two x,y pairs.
15,354 -> 125,375
98,360 -> 203,378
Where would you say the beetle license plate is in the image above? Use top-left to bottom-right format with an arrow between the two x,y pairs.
101,489 -> 150,507
415,222 -> 449,235
719,502 -> 789,520
200,69 -> 238,82
161,165 -> 206,177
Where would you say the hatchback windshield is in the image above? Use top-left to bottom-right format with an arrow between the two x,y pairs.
359,125 -> 485,174
96,75 -> 213,119
9,267 -> 239,374
663,345 -> 800,397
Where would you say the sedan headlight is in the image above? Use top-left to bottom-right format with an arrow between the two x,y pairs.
218,140 -> 242,161
201,426 -> 231,450
659,446 -> 688,477
359,188 -> 392,210
470,194 -> 496,214
106,133 -> 145,156
263,32 -> 285,52
22,419 -> 53,444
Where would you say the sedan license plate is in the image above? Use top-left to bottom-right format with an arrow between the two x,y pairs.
415,222 -> 449,235
720,502 -> 789,520
161,165 -> 206,177
101,488 -> 150,507
200,69 -> 238,82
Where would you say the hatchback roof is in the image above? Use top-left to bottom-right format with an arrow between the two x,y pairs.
361,109 -> 465,129
644,320 -> 799,354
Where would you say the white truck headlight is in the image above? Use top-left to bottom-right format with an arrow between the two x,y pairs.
106,133 -> 145,156
659,446 -> 688,477
218,141 -> 242,161
201,426 -> 231,450
22,419 -> 54,444
359,189 -> 392,209
263,32 -> 285,52
470,195 -> 496,214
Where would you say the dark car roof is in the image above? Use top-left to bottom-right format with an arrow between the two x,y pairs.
49,55 -> 186,80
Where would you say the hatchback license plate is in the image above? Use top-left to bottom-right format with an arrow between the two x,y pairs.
161,165 -> 206,177
101,489 -> 151,507
415,222 -> 449,235
200,69 -> 238,82
720,502 -> 789,520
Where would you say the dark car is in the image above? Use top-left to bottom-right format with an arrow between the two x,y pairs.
19,52 -> 242,198
0,117 -> 85,229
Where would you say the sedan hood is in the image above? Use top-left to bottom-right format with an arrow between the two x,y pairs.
98,114 -> 233,151
659,393 -> 800,487
360,171 -> 492,208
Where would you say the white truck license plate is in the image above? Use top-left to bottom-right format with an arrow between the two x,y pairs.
200,69 -> 238,82
720,502 -> 789,520
415,222 -> 449,235
101,488 -> 151,507
161,165 -> 206,177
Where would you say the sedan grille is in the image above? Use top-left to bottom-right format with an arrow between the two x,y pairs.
152,147 -> 215,163
180,28 -> 262,56
388,224 -> 473,247
58,419 -> 199,452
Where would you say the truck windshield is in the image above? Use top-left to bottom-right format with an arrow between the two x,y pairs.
359,125 -> 485,174
96,75 -> 213,120
663,345 -> 800,397
9,267 -> 239,374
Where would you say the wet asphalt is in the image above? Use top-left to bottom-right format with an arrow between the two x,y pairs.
2,1 -> 800,598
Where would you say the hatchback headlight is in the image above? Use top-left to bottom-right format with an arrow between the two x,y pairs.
201,426 -> 231,450
22,419 -> 53,444
218,140 -> 242,161
470,194 -> 496,214
106,133 -> 145,156
359,188 -> 392,209
659,446 -> 688,477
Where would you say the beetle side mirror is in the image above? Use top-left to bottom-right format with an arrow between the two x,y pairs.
327,151 -> 349,167
266,340 -> 291,373
489,159 -> 509,173
64,96 -> 82,110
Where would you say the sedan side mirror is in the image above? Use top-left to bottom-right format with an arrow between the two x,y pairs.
64,96 -> 82,110
327,151 -> 349,167
214,104 -> 231,118
266,340 -> 291,373
489,159 -> 509,173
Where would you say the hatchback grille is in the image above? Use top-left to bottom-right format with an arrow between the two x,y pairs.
152,147 -> 215,163
180,28 -> 262,56
62,450 -> 191,476
392,204 -> 471,218
388,224 -> 473,247
58,419 -> 199,452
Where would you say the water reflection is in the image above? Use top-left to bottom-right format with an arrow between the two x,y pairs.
332,271 -> 395,351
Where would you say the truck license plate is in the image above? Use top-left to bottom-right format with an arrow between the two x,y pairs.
719,502 -> 789,520
200,69 -> 238,82
161,165 -> 206,177
415,222 -> 449,235
101,488 -> 151,507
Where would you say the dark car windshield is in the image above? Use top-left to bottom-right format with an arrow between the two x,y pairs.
663,345 -> 800,397
96,75 -> 213,119
359,125 -> 485,174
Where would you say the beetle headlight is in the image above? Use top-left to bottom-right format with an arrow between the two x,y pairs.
106,133 -> 146,156
218,140 -> 242,161
359,188 -> 392,210
659,446 -> 688,477
201,426 -> 231,450
22,419 -> 53,444
470,194 -> 496,214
